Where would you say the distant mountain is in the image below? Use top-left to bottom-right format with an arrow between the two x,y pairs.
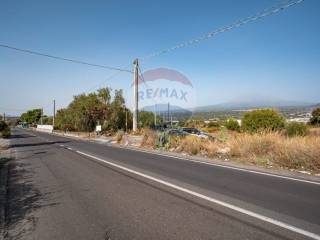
141,99 -> 319,114
311,103 -> 320,108
142,104 -> 191,113
193,98 -> 317,112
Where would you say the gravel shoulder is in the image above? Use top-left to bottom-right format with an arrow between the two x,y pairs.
0,138 -> 11,240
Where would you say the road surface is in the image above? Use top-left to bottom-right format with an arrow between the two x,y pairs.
2,128 -> 320,240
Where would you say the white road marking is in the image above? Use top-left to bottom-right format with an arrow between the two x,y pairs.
116,145 -> 320,186
76,150 -> 320,240
67,147 -> 73,150
24,128 -> 320,186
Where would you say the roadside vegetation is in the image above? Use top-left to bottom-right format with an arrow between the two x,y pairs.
19,87 -> 160,133
18,91 -> 320,174
19,108 -> 53,126
0,121 -> 11,138
141,108 -> 320,174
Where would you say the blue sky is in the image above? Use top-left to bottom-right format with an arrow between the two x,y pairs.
0,0 -> 319,115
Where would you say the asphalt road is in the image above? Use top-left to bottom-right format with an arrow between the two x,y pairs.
3,128 -> 320,240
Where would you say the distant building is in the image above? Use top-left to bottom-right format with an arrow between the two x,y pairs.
287,118 -> 310,124
204,118 -> 219,124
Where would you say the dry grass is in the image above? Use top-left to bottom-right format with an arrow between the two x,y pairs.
115,130 -> 125,143
228,132 -> 320,172
174,135 -> 224,157
175,136 -> 203,155
309,127 -> 320,137
140,129 -> 158,148
139,128 -> 320,173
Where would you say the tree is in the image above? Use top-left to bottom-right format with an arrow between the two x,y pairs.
0,120 -> 11,138
105,89 -> 127,131
225,118 -> 240,132
54,87 -> 132,133
98,87 -> 111,105
138,111 -> 163,128
241,109 -> 285,133
20,109 -> 41,125
285,122 -> 308,137
55,108 -> 75,131
310,108 -> 320,126
67,93 -> 105,132
43,116 -> 53,125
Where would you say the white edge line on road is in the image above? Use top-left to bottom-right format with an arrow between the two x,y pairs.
25,128 -> 320,186
75,150 -> 320,240
115,145 -> 320,186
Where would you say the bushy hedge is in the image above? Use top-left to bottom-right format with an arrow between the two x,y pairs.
241,109 -> 285,133
225,118 -> 240,132
0,121 -> 11,138
285,122 -> 308,137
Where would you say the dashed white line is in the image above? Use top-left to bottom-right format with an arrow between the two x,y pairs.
76,150 -> 320,240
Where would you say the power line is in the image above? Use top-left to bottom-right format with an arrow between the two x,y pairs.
0,102 -> 53,113
0,43 -> 133,73
84,63 -> 133,93
0,107 -> 26,112
140,0 -> 304,61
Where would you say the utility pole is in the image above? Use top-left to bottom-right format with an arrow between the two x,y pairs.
125,109 -> 128,133
154,104 -> 157,127
167,102 -> 170,124
133,59 -> 139,132
53,99 -> 56,128
3,112 -> 5,121
41,108 -> 43,125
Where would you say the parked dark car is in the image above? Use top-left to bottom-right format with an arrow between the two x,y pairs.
181,127 -> 214,140
166,128 -> 187,136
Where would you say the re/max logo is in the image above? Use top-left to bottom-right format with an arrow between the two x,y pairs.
139,88 -> 188,102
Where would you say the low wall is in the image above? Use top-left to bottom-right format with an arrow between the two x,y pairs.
36,125 -> 53,133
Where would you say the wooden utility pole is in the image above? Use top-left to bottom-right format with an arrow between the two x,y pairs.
41,108 -> 43,125
3,112 -> 5,121
167,102 -> 170,124
53,99 -> 56,128
133,59 -> 139,132
154,104 -> 157,127
125,109 -> 128,133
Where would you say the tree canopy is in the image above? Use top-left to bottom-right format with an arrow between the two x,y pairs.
241,109 -> 285,133
55,87 -> 132,132
20,109 -> 42,125
20,87 -> 162,133
310,108 -> 320,126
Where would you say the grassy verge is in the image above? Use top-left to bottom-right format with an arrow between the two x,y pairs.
140,129 -> 320,174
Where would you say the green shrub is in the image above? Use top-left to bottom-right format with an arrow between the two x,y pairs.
285,122 -> 308,137
1,127 -> 11,138
310,108 -> 320,126
156,132 -> 170,149
241,109 -> 285,133
225,118 -> 240,132
0,121 -> 11,138
0,121 -> 6,131
207,121 -> 220,128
